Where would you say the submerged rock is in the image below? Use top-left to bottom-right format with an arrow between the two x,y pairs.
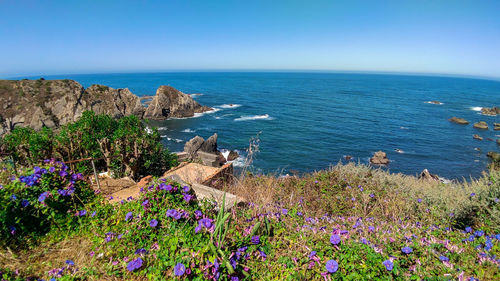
370,151 -> 389,165
449,117 -> 469,125
473,121 -> 489,130
481,106 -> 499,116
473,134 -> 483,141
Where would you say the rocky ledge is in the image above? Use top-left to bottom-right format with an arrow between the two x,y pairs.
0,79 -> 212,135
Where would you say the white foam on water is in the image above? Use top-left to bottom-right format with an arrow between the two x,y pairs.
234,114 -> 273,121
157,127 -> 168,131
394,149 -> 404,154
145,127 -> 153,134
218,104 -> 242,109
167,137 -> 184,143
220,149 -> 230,161
231,157 -> 246,168
471,107 -> 483,111
181,128 -> 195,133
425,101 -> 444,105
400,126 -> 409,130
189,93 -> 203,97
193,108 -> 221,117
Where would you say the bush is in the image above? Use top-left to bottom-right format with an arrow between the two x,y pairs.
0,111 -> 178,180
0,159 -> 95,243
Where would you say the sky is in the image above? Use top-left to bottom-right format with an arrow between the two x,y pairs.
1,0 -> 499,78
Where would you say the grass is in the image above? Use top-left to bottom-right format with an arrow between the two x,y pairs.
0,162 -> 499,280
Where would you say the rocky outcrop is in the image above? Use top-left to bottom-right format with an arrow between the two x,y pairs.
200,133 -> 218,154
473,134 -> 483,140
370,151 -> 389,165
497,139 -> 500,146
494,123 -> 500,131
183,134 -> 225,167
449,117 -> 469,125
473,121 -> 489,130
481,107 -> 499,116
487,152 -> 500,162
227,150 -> 239,161
143,86 -> 212,120
419,169 -> 439,182
0,79 -> 211,136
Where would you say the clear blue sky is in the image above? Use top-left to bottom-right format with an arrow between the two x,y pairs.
1,0 -> 499,78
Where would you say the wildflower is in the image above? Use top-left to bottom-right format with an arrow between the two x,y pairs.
127,258 -> 143,272
465,227 -> 472,233
150,219 -> 158,228
258,250 -> 267,260
251,235 -> 260,245
297,211 -> 303,216
470,193 -> 476,197
439,256 -> 449,262
76,210 -> 87,216
182,186 -> 190,193
325,259 -> 338,273
8,226 -> 16,235
330,234 -> 341,245
21,199 -> 30,208
166,209 -> 181,220
49,167 -> 56,173
125,212 -> 133,221
135,248 -> 148,255
417,198 -> 422,203
174,263 -> 186,276
383,260 -> 393,271
183,193 -> 193,203
368,226 -> 375,232
309,251 -> 317,259
66,260 -> 75,266
474,230 -> 484,237
195,218 -> 214,233
141,199 -> 149,207
402,247 -> 412,254
369,193 -> 375,198
38,191 -> 50,202
282,208 -> 288,215
194,210 -> 203,219
91,211 -> 96,217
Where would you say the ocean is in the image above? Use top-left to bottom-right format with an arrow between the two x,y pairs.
31,72 -> 500,179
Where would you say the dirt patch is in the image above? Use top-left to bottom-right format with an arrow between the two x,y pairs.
91,177 -> 136,196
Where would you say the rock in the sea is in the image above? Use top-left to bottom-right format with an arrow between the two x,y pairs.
497,139 -> 500,146
227,150 -> 239,161
473,134 -> 483,141
473,121 -> 489,130
494,123 -> 500,131
184,136 -> 205,158
143,85 -> 212,120
419,169 -> 439,182
200,133 -> 218,153
481,106 -> 500,116
448,117 -> 469,125
370,151 -> 389,165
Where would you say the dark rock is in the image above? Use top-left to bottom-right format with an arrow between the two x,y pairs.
344,155 -> 353,160
144,85 -> 212,120
473,134 -> 483,141
473,121 -> 489,130
494,123 -> 500,131
481,107 -> 500,116
370,151 -> 389,165
184,136 -> 205,158
227,150 -> 239,161
448,117 -> 469,125
487,151 -> 500,162
419,169 -> 439,182
497,139 -> 500,146
200,133 -> 218,153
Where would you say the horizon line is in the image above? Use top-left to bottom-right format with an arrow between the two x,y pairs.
3,69 -> 500,83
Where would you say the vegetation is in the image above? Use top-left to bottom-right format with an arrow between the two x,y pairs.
0,160 -> 499,280
0,111 -> 178,180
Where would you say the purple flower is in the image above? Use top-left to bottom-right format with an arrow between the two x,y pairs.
474,230 -> 484,237
383,260 -> 393,271
439,256 -> 449,262
8,226 -> 16,235
125,212 -> 133,221
76,210 -> 87,216
141,199 -> 149,207
135,248 -> 148,255
402,247 -> 412,254
251,235 -> 260,245
59,170 -> 68,178
195,218 -> 214,233
150,219 -> 158,228
38,191 -> 50,202
465,227 -> 472,233
309,251 -> 317,259
470,193 -> 476,197
127,258 -> 143,272
183,193 -> 193,203
325,259 -> 338,273
194,210 -> 203,219
21,199 -> 30,208
65,260 -> 75,266
174,263 -> 186,276
166,209 -> 181,220
49,167 -> 56,173
330,234 -> 341,245
368,226 -> 375,232
282,209 -> 288,215
369,193 -> 375,198
91,211 -> 96,217
182,186 -> 190,193
417,198 -> 422,203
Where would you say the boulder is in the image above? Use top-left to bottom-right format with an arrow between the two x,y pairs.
494,123 -> 500,131
473,134 -> 483,141
143,85 -> 212,120
487,151 -> 500,162
449,117 -> 469,125
184,136 -> 205,158
419,169 -> 439,182
481,107 -> 500,116
200,133 -> 218,153
227,150 -> 240,161
370,151 -> 389,165
473,121 -> 489,130
344,155 -> 353,160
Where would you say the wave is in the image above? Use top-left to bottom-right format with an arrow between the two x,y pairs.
181,128 -> 195,133
470,106 -> 483,112
193,108 -> 221,117
400,126 -> 409,130
157,127 -> 168,131
188,93 -> 203,98
234,114 -> 273,121
161,136 -> 184,143
218,104 -> 242,109
425,101 -> 444,105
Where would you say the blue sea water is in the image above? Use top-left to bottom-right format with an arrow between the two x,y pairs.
35,72 -> 500,179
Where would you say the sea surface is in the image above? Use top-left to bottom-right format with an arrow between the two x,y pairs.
32,72 -> 500,179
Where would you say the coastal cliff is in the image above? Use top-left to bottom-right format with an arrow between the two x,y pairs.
0,79 -> 211,135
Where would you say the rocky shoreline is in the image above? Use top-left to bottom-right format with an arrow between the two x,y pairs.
0,79 -> 212,136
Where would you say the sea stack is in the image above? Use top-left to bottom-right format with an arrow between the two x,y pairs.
449,117 -> 469,125
370,151 -> 389,165
144,86 -> 212,120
